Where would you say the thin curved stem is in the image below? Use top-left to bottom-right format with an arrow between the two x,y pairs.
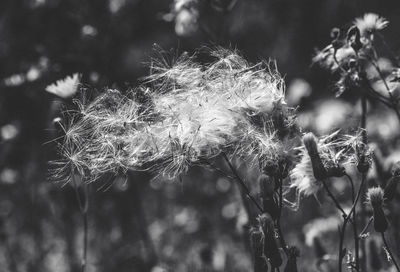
359,216 -> 373,237
382,232 -> 400,272
220,153 -> 263,213
320,178 -> 347,216
346,173 -> 359,270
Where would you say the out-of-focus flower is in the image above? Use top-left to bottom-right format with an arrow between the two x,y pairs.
1,123 -> 19,141
0,168 -> 18,184
354,13 -> 389,37
286,78 -> 312,106
45,73 -> 80,99
175,8 -> 199,37
312,45 -> 355,72
164,0 -> 199,37
303,216 -> 341,247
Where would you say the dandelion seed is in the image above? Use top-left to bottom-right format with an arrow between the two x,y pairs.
46,73 -> 80,99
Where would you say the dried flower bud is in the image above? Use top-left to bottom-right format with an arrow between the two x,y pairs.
302,133 -> 327,180
356,142 -> 372,173
259,174 -> 275,196
284,246 -> 299,272
250,227 -> 268,272
367,187 -> 388,233
259,213 -> 282,268
259,174 -> 280,220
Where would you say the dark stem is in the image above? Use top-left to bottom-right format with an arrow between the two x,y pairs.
360,95 -> 368,272
320,178 -> 346,216
276,177 -> 288,255
381,232 -> 400,272
339,217 -> 349,272
71,173 -> 89,272
359,216 -> 373,237
221,153 -> 263,213
346,173 -> 359,270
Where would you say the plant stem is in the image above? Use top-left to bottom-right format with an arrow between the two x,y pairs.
320,178 -> 347,216
360,95 -> 368,272
339,217 -> 349,272
346,174 -> 359,270
71,174 -> 89,272
359,216 -> 373,237
381,232 -> 400,272
276,177 -> 288,255
221,153 -> 263,213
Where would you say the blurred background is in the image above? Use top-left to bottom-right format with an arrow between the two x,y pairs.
1,0 -> 400,271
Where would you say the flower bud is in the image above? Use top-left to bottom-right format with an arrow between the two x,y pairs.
259,213 -> 282,268
259,174 -> 279,220
250,227 -> 268,272
367,187 -> 388,233
302,133 -> 327,180
284,246 -> 299,272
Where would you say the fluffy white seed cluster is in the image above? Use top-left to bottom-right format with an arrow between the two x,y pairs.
289,131 -> 360,199
52,49 -> 296,183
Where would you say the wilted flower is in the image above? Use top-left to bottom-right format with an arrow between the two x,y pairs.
366,187 -> 388,233
354,13 -> 389,37
46,73 -> 80,99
